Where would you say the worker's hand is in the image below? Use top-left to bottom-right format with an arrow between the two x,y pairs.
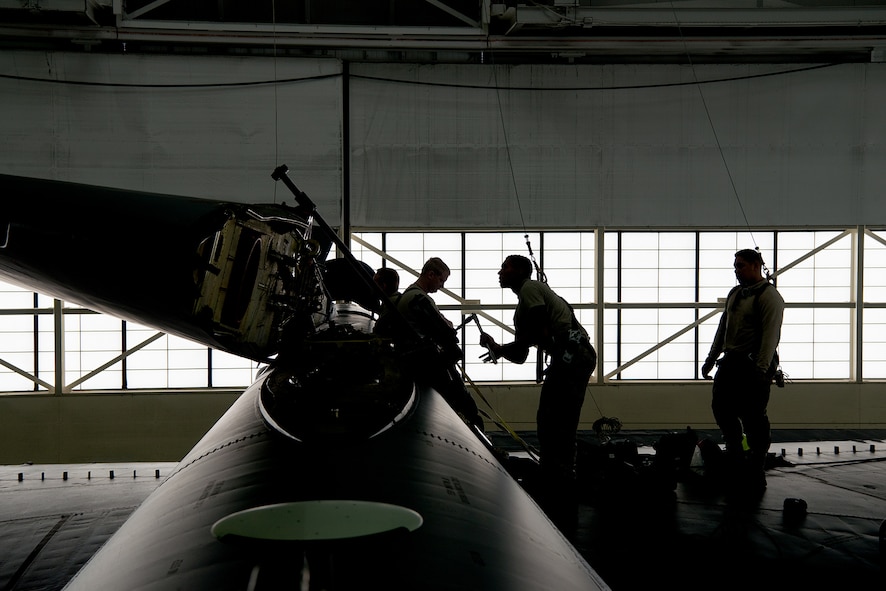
701,358 -> 716,379
479,332 -> 501,363
479,332 -> 496,348
753,367 -> 771,388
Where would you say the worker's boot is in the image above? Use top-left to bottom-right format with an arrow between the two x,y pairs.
746,450 -> 768,495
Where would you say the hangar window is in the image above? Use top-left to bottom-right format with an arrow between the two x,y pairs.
0,290 -> 261,393
354,227 -> 872,384
0,226 -> 883,392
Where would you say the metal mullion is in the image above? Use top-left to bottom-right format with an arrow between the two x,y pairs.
594,228 -> 604,384
854,226 -> 864,383
694,231 -> 701,380
32,292 -> 38,392
54,299 -> 64,395
460,231 -> 467,366
122,319 -> 128,389
616,231 -> 622,379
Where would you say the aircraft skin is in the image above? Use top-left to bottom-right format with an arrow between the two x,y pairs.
0,172 -> 610,590
0,173 -> 323,362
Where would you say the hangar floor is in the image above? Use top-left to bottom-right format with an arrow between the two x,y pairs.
527,428 -> 886,591
1,430 -> 884,590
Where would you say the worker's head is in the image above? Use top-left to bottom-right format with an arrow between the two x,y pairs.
373,267 -> 400,297
499,255 -> 532,289
419,257 -> 450,293
734,248 -> 765,286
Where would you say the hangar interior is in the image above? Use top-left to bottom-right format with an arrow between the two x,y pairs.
4,3 -> 886,591
2,0 -> 886,464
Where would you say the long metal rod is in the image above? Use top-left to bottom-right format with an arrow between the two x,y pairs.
66,332 -> 165,391
769,229 -> 852,279
271,165 -> 400,321
0,357 -> 53,390
604,308 -> 723,380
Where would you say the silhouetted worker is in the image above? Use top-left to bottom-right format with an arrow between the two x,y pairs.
702,248 -> 784,497
479,254 -> 596,530
373,267 -> 400,298
372,267 -> 401,337
396,257 -> 484,431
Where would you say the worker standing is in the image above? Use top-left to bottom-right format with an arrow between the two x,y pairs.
480,254 -> 596,531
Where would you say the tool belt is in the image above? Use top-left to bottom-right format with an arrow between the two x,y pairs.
551,329 -> 596,368
717,350 -> 779,379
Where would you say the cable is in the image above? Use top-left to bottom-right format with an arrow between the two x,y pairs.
670,3 -> 758,253
349,63 -> 840,93
487,42 -> 528,235
460,365 -> 541,462
486,41 -> 554,387
671,7 -> 755,247
485,41 -> 549,288
484,38 -> 612,436
271,0 -> 279,204
0,71 -> 339,88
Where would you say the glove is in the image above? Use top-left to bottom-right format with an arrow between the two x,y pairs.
479,332 -> 500,363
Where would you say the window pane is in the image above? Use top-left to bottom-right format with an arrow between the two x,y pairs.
350,232 -> 384,272
779,307 -> 851,379
777,231 -> 851,303
0,281 -> 35,308
863,308 -> 886,379
211,349 -> 262,388
864,231 -> 886,302
610,308 -> 697,379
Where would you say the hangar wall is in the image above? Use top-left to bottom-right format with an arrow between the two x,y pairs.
1,382 -> 884,464
348,62 -> 886,229
1,51 -> 884,230
0,51 -> 345,218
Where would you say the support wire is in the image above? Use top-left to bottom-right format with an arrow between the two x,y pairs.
669,3 -> 770,273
